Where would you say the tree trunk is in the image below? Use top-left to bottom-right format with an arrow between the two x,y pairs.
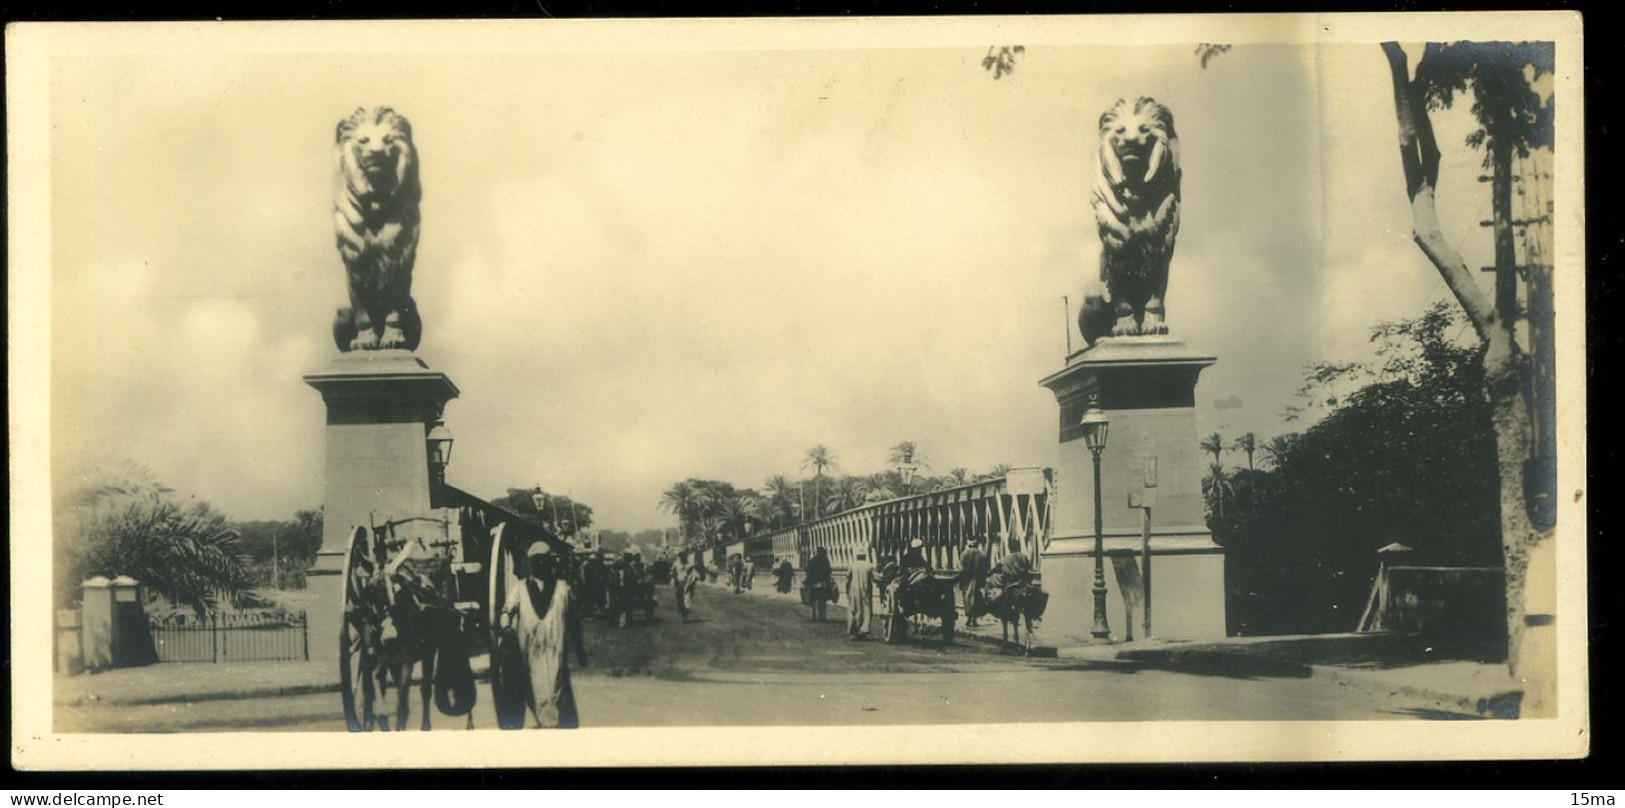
1482,333 -> 1548,673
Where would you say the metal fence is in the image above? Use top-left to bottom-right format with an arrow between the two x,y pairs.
148,611 -> 309,663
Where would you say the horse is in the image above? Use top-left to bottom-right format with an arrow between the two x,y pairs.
367,569 -> 477,731
982,581 -> 1049,655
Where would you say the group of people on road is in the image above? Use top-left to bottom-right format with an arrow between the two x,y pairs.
956,536 -> 1036,627
794,534 -> 1038,640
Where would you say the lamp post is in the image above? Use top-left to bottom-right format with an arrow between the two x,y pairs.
898,462 -> 918,494
1080,395 -> 1112,642
426,421 -> 454,508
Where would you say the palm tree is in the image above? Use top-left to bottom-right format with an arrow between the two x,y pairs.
824,476 -> 864,515
717,495 -> 751,542
1201,463 -> 1234,520
944,467 -> 972,487
802,445 -> 839,520
762,475 -> 798,529
861,473 -> 897,503
658,480 -> 698,544
1199,432 -> 1227,465
983,463 -> 1013,480
1260,434 -> 1298,470
888,440 -> 929,468
60,463 -> 256,616
690,480 -> 732,546
1232,432 -> 1258,471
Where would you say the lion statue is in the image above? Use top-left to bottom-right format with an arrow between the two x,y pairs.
1080,97 -> 1182,346
332,107 -> 423,352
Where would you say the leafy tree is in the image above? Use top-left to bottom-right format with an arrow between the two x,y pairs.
235,507 -> 323,589
1196,43 -> 1232,70
1216,305 -> 1500,637
1382,41 -> 1557,678
981,46 -> 1025,80
1199,433 -> 1227,465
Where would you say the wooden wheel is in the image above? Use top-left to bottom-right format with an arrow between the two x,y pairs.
339,527 -> 375,732
487,524 -> 529,730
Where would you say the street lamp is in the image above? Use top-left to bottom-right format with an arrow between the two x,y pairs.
1080,394 -> 1112,642
426,421 -> 454,508
898,462 -> 918,493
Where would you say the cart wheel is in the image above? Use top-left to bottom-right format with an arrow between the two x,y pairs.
339,527 -> 374,732
487,523 -> 529,730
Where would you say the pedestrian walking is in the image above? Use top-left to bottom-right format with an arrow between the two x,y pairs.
673,553 -> 699,621
774,558 -> 795,594
846,548 -> 876,640
958,536 -> 990,627
806,547 -> 835,622
497,540 -> 580,729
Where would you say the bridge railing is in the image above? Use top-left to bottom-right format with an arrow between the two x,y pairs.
739,467 -> 1054,573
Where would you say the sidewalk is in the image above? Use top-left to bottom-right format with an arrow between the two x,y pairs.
55,656 -> 494,708
1046,631 -> 1524,719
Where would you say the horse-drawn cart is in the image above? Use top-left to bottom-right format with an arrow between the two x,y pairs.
338,492 -> 569,732
875,564 -> 957,647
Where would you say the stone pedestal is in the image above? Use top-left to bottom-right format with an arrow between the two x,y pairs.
303,350 -> 459,663
1037,337 -> 1226,642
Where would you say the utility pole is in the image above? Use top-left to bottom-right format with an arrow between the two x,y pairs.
272,528 -> 280,591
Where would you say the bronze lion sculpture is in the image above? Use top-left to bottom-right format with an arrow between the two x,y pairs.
1081,97 -> 1182,346
332,107 -> 423,352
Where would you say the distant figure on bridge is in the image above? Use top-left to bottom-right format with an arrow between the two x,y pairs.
958,536 -> 990,627
774,559 -> 795,594
728,553 -> 745,594
846,548 -> 876,640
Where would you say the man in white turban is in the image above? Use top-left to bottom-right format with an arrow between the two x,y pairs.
500,539 -> 580,728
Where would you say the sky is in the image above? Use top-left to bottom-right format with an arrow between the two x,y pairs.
44,37 -> 1504,531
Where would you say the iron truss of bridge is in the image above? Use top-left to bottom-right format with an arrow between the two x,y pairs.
725,468 -> 1054,573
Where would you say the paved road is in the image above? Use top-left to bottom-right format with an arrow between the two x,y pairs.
57,580 -> 1425,733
